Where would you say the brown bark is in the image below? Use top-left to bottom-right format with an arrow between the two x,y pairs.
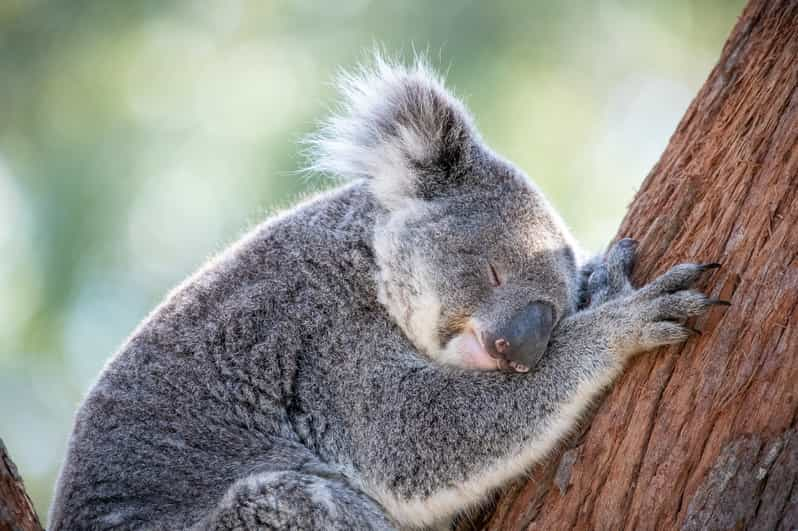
0,439 -> 42,531
462,0 -> 798,529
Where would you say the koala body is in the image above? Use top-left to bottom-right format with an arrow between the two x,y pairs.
50,59 -> 719,530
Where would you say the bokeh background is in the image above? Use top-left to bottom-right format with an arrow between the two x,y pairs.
0,0 -> 744,521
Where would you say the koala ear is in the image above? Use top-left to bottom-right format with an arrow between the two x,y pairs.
306,55 -> 481,208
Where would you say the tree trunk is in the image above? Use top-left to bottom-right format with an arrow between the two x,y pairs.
463,0 -> 798,529
0,439 -> 42,531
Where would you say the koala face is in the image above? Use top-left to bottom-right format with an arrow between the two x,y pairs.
308,57 -> 581,372
374,157 -> 579,373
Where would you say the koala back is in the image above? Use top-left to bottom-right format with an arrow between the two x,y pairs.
49,182 -> 397,529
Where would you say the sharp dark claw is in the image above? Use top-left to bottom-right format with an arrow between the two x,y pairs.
699,263 -> 722,271
708,299 -> 732,306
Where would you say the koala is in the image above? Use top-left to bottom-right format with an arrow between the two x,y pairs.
49,58 -> 725,530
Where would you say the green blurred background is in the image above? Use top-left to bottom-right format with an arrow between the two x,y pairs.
0,0 -> 743,522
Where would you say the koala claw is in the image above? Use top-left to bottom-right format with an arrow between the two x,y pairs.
708,298 -> 732,306
639,262 -> 721,298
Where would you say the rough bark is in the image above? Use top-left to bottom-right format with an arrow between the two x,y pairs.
462,0 -> 798,529
0,439 -> 42,531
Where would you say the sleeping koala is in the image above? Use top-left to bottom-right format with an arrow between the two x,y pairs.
49,58 -> 725,530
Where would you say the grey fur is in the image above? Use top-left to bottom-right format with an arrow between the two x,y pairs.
49,58 -> 718,530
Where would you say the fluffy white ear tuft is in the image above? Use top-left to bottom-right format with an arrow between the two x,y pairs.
305,55 -> 479,208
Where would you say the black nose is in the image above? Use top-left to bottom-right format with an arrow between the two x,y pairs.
487,302 -> 555,369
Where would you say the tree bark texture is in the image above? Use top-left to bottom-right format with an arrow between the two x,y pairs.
0,439 -> 42,531
466,0 -> 798,529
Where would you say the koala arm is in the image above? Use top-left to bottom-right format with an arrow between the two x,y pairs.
348,259 -> 722,528
351,308 -> 617,526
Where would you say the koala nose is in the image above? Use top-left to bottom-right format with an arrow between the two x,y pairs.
487,302 -> 555,371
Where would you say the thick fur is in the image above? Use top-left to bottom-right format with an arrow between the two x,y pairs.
50,59 -> 716,530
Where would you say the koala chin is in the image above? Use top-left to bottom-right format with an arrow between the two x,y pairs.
49,56 -> 723,531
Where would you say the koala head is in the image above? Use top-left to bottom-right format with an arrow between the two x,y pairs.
309,57 -> 581,372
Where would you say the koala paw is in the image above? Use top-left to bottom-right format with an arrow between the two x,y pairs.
581,238 -> 638,309
604,261 -> 729,358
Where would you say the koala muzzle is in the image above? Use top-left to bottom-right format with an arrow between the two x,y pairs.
486,302 -> 554,372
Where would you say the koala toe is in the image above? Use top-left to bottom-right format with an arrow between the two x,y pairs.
639,321 -> 692,350
606,238 -> 637,287
640,262 -> 721,298
586,264 -> 609,299
584,238 -> 637,308
645,290 -> 715,322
